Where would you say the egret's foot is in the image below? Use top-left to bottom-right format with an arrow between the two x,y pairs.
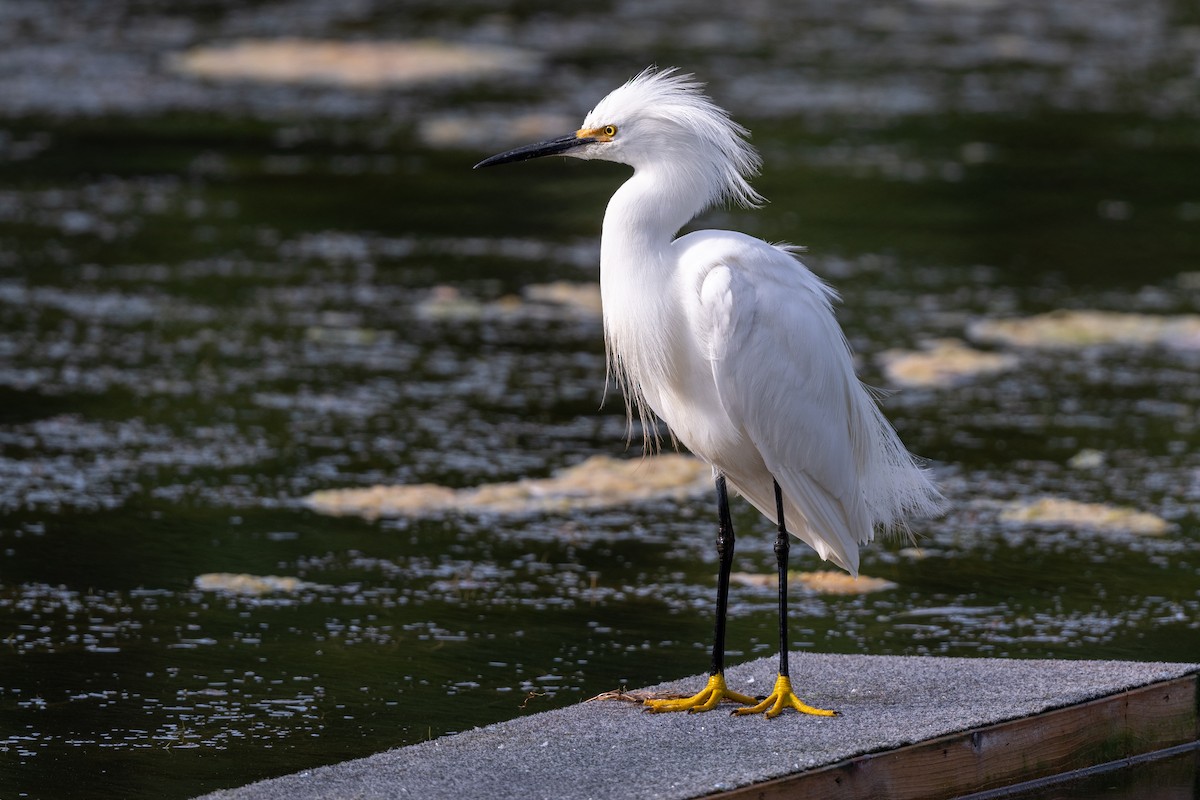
731,674 -> 838,718
643,673 -> 757,714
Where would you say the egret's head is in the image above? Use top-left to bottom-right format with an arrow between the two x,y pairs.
475,67 -> 763,210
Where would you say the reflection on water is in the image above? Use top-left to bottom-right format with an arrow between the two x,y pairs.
2,1 -> 1199,799
1003,748 -> 1199,800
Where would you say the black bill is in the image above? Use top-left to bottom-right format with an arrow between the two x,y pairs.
473,134 -> 596,169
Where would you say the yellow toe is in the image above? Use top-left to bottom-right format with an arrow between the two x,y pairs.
643,673 -> 756,713
731,674 -> 837,718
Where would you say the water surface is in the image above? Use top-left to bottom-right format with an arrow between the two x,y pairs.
2,2 -> 1199,798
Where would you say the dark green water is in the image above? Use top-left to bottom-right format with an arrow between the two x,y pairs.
2,3 -> 1200,798
3,108 -> 1197,800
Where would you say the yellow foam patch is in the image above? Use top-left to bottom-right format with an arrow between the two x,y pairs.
730,570 -> 897,595
970,310 -> 1200,350
193,573 -> 315,595
878,338 -> 1018,388
416,282 -> 600,322
172,39 -> 537,88
999,497 -> 1171,535
304,454 -> 711,520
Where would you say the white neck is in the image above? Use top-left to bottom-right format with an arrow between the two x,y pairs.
601,164 -> 709,262
598,164 -> 709,441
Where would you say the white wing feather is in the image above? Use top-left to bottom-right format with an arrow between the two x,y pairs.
682,231 -> 940,575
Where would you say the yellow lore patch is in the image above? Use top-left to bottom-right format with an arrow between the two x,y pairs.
576,125 -> 616,141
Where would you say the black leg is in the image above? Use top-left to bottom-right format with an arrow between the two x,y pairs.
709,473 -> 736,678
773,480 -> 790,679
644,471 -> 757,712
730,480 -> 838,717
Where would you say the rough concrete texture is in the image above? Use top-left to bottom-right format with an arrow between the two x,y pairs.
195,653 -> 1198,800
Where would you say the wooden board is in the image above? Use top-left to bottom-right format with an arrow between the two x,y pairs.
716,675 -> 1198,800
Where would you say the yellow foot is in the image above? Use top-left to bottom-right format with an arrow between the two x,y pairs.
643,673 -> 757,714
732,674 -> 838,719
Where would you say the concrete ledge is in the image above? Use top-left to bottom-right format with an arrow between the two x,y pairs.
195,653 -> 1199,800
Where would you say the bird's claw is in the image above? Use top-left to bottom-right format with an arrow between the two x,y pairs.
643,673 -> 756,714
731,674 -> 838,718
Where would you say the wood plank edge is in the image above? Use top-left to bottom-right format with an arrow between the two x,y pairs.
712,673 -> 1198,800
953,739 -> 1200,800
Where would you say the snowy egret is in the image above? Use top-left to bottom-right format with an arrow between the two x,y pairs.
476,68 -> 942,717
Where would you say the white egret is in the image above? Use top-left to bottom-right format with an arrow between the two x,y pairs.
476,68 -> 942,717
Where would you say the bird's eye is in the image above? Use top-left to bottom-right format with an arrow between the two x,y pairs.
603,125 -> 618,137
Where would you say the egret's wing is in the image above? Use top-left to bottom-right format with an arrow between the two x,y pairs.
696,243 -> 870,571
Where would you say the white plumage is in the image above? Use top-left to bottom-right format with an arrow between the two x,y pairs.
477,66 -> 944,716
576,68 -> 942,574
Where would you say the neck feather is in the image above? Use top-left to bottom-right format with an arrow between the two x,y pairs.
597,166 -> 704,450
